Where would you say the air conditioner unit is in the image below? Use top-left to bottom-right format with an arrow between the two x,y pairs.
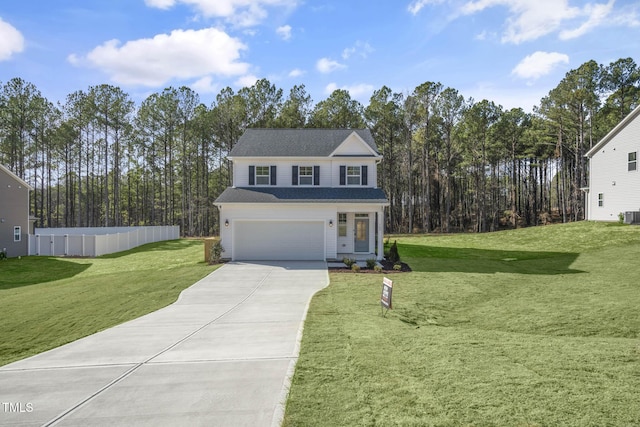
623,211 -> 640,224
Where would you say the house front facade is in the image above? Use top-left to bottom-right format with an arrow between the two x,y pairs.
585,105 -> 640,222
0,164 -> 32,257
215,129 -> 388,261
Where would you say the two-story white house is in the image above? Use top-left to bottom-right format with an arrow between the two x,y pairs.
215,129 -> 389,261
585,104 -> 640,222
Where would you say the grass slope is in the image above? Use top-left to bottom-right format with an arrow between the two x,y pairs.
284,222 -> 640,426
0,239 -> 217,366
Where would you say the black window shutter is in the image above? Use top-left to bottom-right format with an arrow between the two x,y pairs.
362,165 -> 368,186
249,165 -> 255,185
292,166 -> 298,185
314,166 -> 320,186
340,166 -> 346,186
270,165 -> 277,185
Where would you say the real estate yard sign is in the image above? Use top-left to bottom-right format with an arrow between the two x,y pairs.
381,277 -> 393,310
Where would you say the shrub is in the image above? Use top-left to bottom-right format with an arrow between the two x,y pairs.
618,212 -> 625,224
393,263 -> 402,271
388,240 -> 400,263
374,265 -> 383,273
351,264 -> 361,273
209,241 -> 225,264
365,258 -> 377,269
343,257 -> 356,268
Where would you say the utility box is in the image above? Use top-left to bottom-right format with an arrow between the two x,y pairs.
623,211 -> 640,224
203,237 -> 221,263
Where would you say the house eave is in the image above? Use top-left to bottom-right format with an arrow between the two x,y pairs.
0,164 -> 33,190
585,104 -> 640,158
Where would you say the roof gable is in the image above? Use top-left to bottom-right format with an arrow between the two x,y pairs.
586,104 -> 640,158
229,128 -> 380,157
329,131 -> 379,157
0,164 -> 33,190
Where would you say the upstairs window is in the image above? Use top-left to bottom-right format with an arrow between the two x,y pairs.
598,193 -> 604,207
340,165 -> 368,186
255,166 -> 270,185
299,166 -> 313,185
292,166 -> 320,186
347,166 -> 361,185
248,165 -> 277,185
629,152 -> 637,171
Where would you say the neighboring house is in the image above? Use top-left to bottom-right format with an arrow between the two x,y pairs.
0,164 -> 32,257
585,104 -> 640,222
215,129 -> 389,261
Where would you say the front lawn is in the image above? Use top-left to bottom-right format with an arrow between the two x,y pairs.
0,239 -> 217,366
284,222 -> 640,426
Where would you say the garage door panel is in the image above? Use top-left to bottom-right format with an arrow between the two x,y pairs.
234,221 -> 324,260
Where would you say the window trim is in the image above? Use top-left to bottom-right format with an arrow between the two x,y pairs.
255,166 -> 271,186
298,166 -> 314,186
629,151 -> 637,172
347,166 -> 361,185
13,226 -> 21,242
338,213 -> 347,237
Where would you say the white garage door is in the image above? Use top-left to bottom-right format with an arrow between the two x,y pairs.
233,221 -> 325,260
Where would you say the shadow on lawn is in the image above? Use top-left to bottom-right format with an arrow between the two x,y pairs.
0,257 -> 91,290
99,239 -> 202,259
401,244 -> 583,275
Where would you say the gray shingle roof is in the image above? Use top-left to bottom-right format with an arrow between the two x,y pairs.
229,128 -> 379,157
215,187 -> 388,204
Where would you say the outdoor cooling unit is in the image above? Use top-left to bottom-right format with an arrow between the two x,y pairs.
623,211 -> 640,224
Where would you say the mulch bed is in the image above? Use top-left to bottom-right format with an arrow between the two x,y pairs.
329,259 -> 412,273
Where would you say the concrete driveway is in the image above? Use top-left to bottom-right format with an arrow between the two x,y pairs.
0,261 -> 328,427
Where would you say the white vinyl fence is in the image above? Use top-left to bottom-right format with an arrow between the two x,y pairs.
28,226 -> 180,257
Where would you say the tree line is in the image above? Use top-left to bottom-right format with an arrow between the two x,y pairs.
0,57 -> 638,235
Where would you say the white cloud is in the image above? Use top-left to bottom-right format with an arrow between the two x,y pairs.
235,74 -> 259,88
191,76 -> 219,94
316,57 -> 346,74
0,17 -> 25,61
559,0 -> 614,40
144,0 -> 175,8
145,0 -> 298,27
71,28 -> 249,87
288,68 -> 305,77
324,82 -> 375,100
512,51 -> 569,80
342,41 -> 373,60
276,24 -> 292,40
407,0 -> 444,16
459,0 -> 620,44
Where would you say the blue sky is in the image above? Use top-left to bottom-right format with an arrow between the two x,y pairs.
0,0 -> 638,112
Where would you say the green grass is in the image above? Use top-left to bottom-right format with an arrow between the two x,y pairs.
0,239 -> 217,366
284,222 -> 640,426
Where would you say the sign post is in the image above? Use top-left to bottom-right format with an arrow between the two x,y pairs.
380,277 -> 393,316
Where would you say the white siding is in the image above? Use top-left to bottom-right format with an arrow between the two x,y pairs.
232,159 -> 332,187
329,160 -> 378,187
587,113 -> 640,221
231,158 -> 379,188
218,203 -> 382,260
